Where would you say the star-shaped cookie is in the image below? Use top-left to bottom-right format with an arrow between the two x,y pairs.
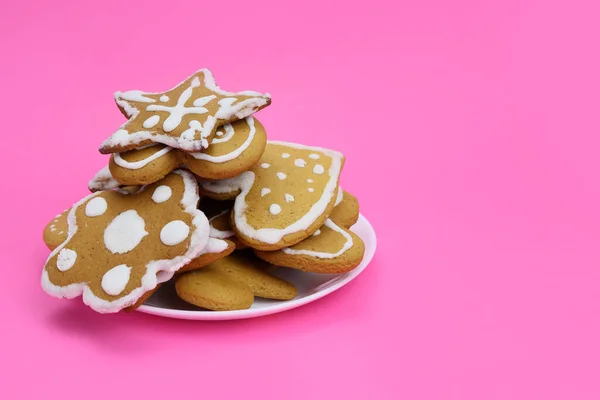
99,69 -> 271,154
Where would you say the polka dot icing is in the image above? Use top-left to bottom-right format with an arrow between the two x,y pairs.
285,194 -> 295,203
307,179 -> 314,183
308,188 -> 315,192
57,248 -> 77,272
159,95 -> 169,102
143,115 -> 160,129
281,153 -> 290,159
261,163 -> 270,168
294,159 -> 307,167
261,188 -> 271,197
313,229 -> 321,236
160,220 -> 190,246
152,185 -> 172,203
313,164 -> 325,175
85,197 -> 108,217
269,204 -> 282,215
277,172 -> 287,180
309,153 -> 320,159
104,210 -> 149,254
101,264 -> 131,296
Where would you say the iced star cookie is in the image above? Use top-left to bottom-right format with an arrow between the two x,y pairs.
41,170 -> 211,313
255,190 -> 364,273
88,166 -> 122,192
100,69 -> 271,154
108,116 -> 267,185
175,251 -> 297,311
199,141 -> 345,250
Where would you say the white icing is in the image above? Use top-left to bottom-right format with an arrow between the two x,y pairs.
159,95 -> 169,102
57,248 -> 77,272
277,172 -> 287,180
113,145 -> 174,170
261,163 -> 270,168
152,185 -> 172,203
313,229 -> 321,236
285,194 -> 295,203
50,226 -> 57,232
211,123 -> 234,144
188,117 -> 257,164
309,153 -> 320,160
281,153 -> 290,159
160,220 -> 190,246
143,115 -> 160,129
104,210 -> 149,254
313,164 -> 325,175
269,204 -> 282,215
294,159 -> 307,167
118,90 -> 155,103
88,166 -> 121,191
208,210 -> 234,239
42,170 -> 210,313
308,188 -> 315,192
282,219 -> 353,259
204,237 -> 229,253
101,264 -> 131,296
261,188 -> 271,197
198,142 -> 343,245
335,189 -> 344,206
307,179 -> 314,183
85,197 -> 108,217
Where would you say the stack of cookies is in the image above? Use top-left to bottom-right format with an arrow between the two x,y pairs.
41,69 -> 365,313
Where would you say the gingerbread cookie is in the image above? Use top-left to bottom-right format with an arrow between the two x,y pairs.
99,69 -> 271,154
43,210 -> 69,250
88,166 -> 122,192
108,116 -> 267,185
175,251 -> 297,311
199,197 -> 248,250
41,170 -> 210,313
255,190 -> 364,273
199,141 -> 345,250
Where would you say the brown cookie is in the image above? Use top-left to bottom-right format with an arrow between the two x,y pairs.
43,210 -> 69,250
175,251 -> 297,311
200,197 -> 248,250
329,190 -> 360,228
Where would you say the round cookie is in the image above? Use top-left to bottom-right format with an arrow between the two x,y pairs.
254,189 -> 364,274
41,170 -> 210,313
108,117 -> 267,186
199,141 -> 345,250
100,68 -> 271,154
175,251 -> 297,311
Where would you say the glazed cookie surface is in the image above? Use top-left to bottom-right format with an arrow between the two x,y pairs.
255,190 -> 364,273
108,116 -> 267,185
42,170 -> 210,313
199,141 -> 345,250
175,251 -> 297,311
100,69 -> 271,154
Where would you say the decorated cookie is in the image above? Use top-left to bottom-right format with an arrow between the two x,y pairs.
199,141 -> 345,250
41,170 -> 211,313
200,198 -> 248,250
108,116 -> 267,185
88,166 -> 122,192
255,190 -> 364,273
99,69 -> 271,154
175,251 -> 297,311
43,210 -> 69,250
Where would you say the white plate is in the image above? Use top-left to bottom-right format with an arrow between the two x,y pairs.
137,213 -> 376,320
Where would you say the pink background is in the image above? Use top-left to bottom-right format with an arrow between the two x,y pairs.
1,0 -> 599,398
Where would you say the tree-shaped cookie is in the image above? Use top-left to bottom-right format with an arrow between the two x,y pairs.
42,170 -> 210,313
99,69 -> 271,154
198,141 -> 345,250
107,116 -> 267,185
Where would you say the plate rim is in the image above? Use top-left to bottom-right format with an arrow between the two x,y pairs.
137,213 -> 377,320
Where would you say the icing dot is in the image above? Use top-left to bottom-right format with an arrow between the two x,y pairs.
159,95 -> 169,102
143,115 -> 160,129
101,264 -> 131,296
58,231 -> 64,235
313,229 -> 321,236
261,163 -> 270,168
152,185 -> 172,203
294,159 -> 307,168
216,131 -> 224,137
307,179 -> 314,183
261,188 -> 271,197
309,153 -> 320,160
285,194 -> 295,203
277,172 -> 287,180
57,248 -> 77,272
104,210 -> 149,254
313,164 -> 325,175
50,227 -> 56,232
85,197 -> 108,217
308,188 -> 315,192
281,153 -> 290,159
160,220 -> 190,246
269,204 -> 282,215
